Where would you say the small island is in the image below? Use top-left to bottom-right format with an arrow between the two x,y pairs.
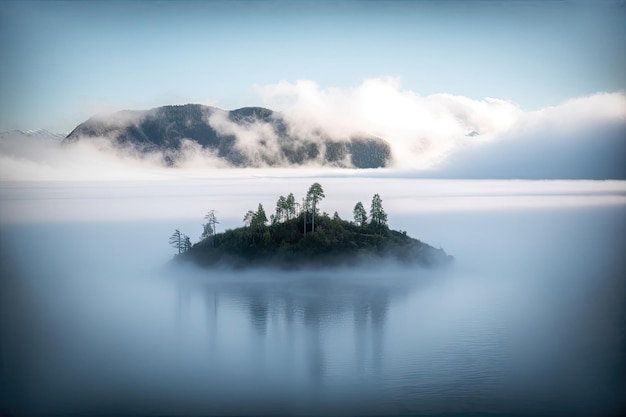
170,183 -> 453,269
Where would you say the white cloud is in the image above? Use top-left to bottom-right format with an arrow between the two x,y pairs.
207,110 -> 287,167
0,135 -> 225,181
256,79 -> 626,176
256,78 -> 522,168
1,78 -> 624,180
438,93 -> 626,179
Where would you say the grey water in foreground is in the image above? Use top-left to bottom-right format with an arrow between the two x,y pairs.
1,207 -> 624,416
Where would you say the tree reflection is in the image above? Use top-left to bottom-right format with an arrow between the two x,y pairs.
353,289 -> 389,376
248,290 -> 269,337
304,299 -> 325,387
370,292 -> 388,375
176,273 -> 401,389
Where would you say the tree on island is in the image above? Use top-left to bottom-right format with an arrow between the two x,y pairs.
251,203 -> 268,229
248,204 -> 268,245
202,210 -> 219,246
243,210 -> 255,227
285,193 -> 297,220
306,182 -> 325,233
370,194 -> 388,227
273,193 -> 299,224
274,195 -> 288,224
353,201 -> 368,226
302,196 -> 309,235
169,229 -> 189,254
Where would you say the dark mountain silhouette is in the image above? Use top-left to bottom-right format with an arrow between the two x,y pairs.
64,104 -> 392,168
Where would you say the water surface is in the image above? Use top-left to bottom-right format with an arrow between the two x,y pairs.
1,181 -> 624,416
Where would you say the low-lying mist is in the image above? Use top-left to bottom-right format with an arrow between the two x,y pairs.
1,175 -> 624,224
1,185 -> 624,416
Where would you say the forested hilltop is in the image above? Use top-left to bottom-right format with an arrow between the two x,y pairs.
64,104 -> 391,168
170,183 -> 453,269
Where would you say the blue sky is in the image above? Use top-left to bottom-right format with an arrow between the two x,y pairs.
0,0 -> 624,133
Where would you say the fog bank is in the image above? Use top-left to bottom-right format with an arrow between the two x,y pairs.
1,176 -> 624,224
258,80 -> 625,174
1,82 -> 624,180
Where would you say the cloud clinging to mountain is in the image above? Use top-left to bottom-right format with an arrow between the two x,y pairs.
1,78 -> 624,180
256,78 -> 626,177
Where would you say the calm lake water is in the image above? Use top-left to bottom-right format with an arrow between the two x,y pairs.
1,180 -> 625,416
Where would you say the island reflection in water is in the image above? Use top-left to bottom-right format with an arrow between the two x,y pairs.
166,265 -> 511,416
1,205 -> 624,416
175,270 -> 398,384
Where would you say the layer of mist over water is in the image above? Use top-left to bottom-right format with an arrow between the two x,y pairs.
1,181 -> 625,416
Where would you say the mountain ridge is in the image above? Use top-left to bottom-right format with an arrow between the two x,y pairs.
63,104 -> 392,168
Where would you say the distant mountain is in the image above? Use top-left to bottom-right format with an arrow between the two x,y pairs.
63,104 -> 392,168
0,129 -> 65,141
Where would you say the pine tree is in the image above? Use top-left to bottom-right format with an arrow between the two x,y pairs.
302,197 -> 308,235
285,193 -> 296,220
275,195 -> 287,223
306,183 -> 325,233
252,203 -> 267,228
169,229 -> 184,254
202,210 -> 219,247
370,194 -> 388,227
202,210 -> 219,238
353,201 -> 368,226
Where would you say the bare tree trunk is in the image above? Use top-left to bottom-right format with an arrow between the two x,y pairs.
303,198 -> 307,236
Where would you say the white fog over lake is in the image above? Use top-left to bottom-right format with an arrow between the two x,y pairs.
1,173 -> 624,416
